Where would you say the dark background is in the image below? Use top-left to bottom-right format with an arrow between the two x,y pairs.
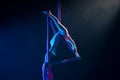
0,0 -> 119,80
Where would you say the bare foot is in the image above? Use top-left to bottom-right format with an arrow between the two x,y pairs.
41,11 -> 48,15
75,53 -> 81,60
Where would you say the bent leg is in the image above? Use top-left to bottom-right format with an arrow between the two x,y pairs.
49,11 -> 68,35
49,32 -> 61,56
42,11 -> 68,36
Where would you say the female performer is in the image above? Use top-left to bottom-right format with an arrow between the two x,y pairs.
42,11 -> 80,80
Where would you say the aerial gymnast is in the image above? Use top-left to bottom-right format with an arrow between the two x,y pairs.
44,11 -> 80,58
42,11 -> 81,80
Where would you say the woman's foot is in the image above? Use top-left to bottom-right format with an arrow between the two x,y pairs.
75,52 -> 81,60
41,11 -> 48,15
41,10 -> 52,15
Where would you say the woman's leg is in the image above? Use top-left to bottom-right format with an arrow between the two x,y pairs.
42,11 -> 68,36
49,32 -> 61,56
49,11 -> 68,35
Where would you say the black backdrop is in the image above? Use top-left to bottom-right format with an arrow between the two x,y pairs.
0,0 -> 119,80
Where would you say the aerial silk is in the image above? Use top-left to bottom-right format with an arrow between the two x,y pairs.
42,0 -> 61,80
